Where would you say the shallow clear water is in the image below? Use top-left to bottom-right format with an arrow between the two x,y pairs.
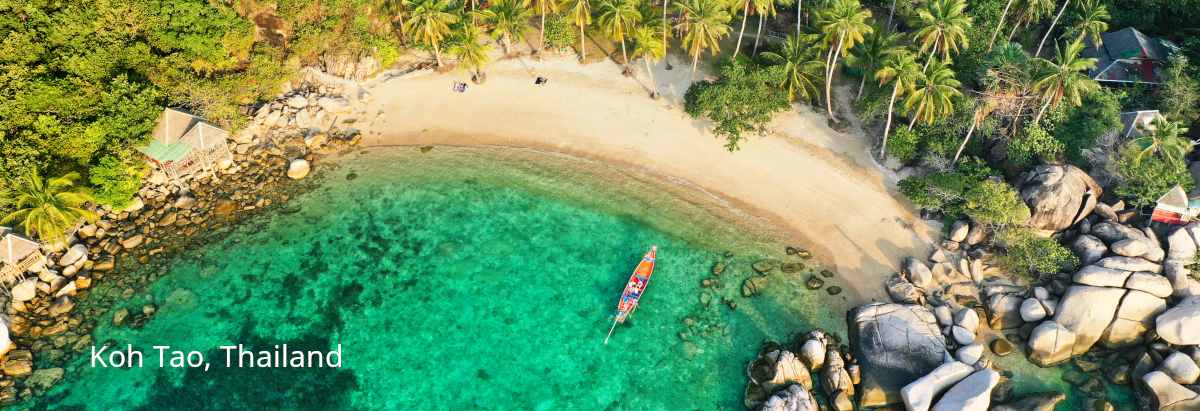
39,147 -> 848,410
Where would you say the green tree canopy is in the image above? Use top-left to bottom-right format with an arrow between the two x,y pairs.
684,59 -> 791,151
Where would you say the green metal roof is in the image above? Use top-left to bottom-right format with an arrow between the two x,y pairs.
137,138 -> 193,163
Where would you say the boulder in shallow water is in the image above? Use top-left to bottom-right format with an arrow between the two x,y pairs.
821,348 -> 853,397
901,361 -> 974,411
288,159 -> 310,179
760,384 -> 817,411
988,293 -> 1025,330
1027,321 -> 1076,366
48,295 -> 75,317
930,369 -> 1000,411
1053,285 -> 1125,354
1143,371 -> 1200,410
850,303 -> 946,408
800,333 -> 826,371
1159,352 -> 1200,385
763,350 -> 812,391
11,281 -> 36,302
991,391 -> 1066,411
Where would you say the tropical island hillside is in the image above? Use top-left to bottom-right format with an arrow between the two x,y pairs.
1,0 -> 1200,409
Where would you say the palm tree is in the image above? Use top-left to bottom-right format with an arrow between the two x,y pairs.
562,0 -> 593,60
448,24 -> 495,83
1007,0 -> 1054,42
817,0 -> 873,122
730,0 -> 752,57
522,0 -> 562,48
953,99 -> 995,163
1133,116 -> 1194,166
403,0 -> 460,66
749,0 -> 777,58
1065,0 -> 1107,46
988,0 -> 1016,51
633,25 -> 667,98
1035,0 -> 1071,57
675,0 -> 732,84
874,51 -> 922,156
1032,39 -> 1097,123
2,171 -> 97,247
476,0 -> 536,55
598,0 -> 644,73
845,25 -> 900,100
763,34 -> 825,102
911,0 -> 971,71
905,57 -> 962,129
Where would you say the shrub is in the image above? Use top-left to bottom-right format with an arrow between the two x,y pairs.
887,127 -> 920,161
995,227 -> 1080,280
1111,143 -> 1195,206
89,153 -> 146,209
961,178 -> 1030,228
1006,123 -> 1064,168
543,14 -> 577,51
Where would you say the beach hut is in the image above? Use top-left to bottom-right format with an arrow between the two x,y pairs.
1150,184 -> 1200,225
136,108 -> 234,181
1082,27 -> 1178,86
1119,110 -> 1165,139
0,227 -> 43,286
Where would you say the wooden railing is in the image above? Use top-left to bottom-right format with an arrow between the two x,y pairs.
0,252 -> 42,290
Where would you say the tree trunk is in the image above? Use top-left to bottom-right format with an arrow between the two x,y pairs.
922,36 -> 939,72
645,55 -> 661,98
880,84 -> 899,156
620,38 -> 630,73
796,0 -> 802,37
908,105 -> 923,129
735,3 -> 749,56
1008,11 -> 1025,40
856,73 -> 867,100
434,43 -> 444,67
954,110 -> 980,163
886,0 -> 897,33
988,0 -> 1015,51
690,46 -> 701,84
580,24 -> 587,60
502,33 -> 510,55
1035,0 -> 1069,58
540,3 -> 547,50
664,0 -> 672,69
825,31 -> 845,122
752,14 -> 764,58
1034,96 -> 1053,124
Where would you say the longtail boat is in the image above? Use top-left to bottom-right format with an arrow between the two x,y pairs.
604,246 -> 657,344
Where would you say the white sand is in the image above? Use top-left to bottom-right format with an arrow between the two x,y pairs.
344,49 -> 938,305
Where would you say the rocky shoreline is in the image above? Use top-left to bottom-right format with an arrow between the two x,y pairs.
0,76 -> 370,406
742,165 -> 1200,411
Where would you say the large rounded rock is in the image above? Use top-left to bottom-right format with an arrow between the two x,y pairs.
1013,164 -> 1101,231
955,307 -> 980,333
763,350 -> 812,391
1054,285 -> 1126,354
49,295 -> 75,317
1098,290 -> 1167,349
850,303 -> 947,409
1111,238 -> 1150,257
901,361 -> 974,411
316,97 -> 352,114
949,220 -> 969,242
1070,235 -> 1107,267
821,349 -> 853,397
800,335 -> 826,371
58,244 -> 88,267
1158,296 -> 1200,345
11,281 -> 37,302
987,293 -> 1025,330
1027,321 -> 1076,366
1021,298 -> 1048,322
1143,371 -> 1200,410
288,159 -> 311,179
956,343 -> 984,365
904,257 -> 933,288
1159,352 -> 1200,385
930,369 -> 1000,411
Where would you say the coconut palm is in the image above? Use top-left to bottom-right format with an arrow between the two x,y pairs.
763,34 -> 825,102
2,171 -> 97,247
475,0 -> 536,55
1035,0 -> 1071,57
1008,0 -> 1054,41
1065,0 -> 1107,46
1031,39 -> 1097,123
562,0 -> 593,59
845,25 -> 900,100
905,57 -> 962,129
817,0 -> 873,122
987,0 -> 1016,51
874,51 -> 922,155
749,0 -> 778,58
632,25 -> 667,98
954,99 -> 995,163
675,0 -> 732,84
598,0 -> 644,73
730,0 -> 753,57
403,0 -> 460,66
521,0 -> 562,48
1133,116 -> 1194,166
911,0 -> 971,71
448,24 -> 495,83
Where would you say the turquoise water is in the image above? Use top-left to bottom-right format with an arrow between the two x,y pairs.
38,147 -> 847,410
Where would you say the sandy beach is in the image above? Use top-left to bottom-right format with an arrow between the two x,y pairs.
343,50 -> 938,305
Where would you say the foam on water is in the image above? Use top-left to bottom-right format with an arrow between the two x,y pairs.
37,147 -> 850,410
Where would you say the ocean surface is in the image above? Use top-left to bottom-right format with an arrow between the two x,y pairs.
36,147 -> 851,410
